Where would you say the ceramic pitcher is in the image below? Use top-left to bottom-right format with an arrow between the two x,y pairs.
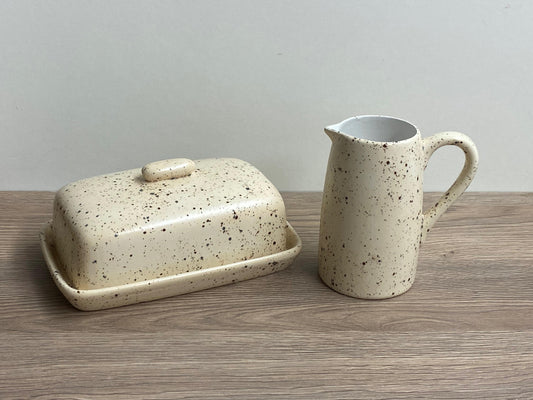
318,115 -> 478,299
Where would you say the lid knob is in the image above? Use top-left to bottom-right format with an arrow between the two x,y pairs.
142,158 -> 196,182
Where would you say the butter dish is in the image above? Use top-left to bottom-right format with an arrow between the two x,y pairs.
40,158 -> 302,310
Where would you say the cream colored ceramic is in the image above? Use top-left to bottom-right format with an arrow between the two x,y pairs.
41,157 -> 302,310
319,115 -> 478,299
40,222 -> 301,311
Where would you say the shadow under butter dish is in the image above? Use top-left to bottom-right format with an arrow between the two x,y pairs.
40,158 -> 302,311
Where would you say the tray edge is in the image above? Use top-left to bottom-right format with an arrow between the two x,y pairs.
40,221 -> 302,311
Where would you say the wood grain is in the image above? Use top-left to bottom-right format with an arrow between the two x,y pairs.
1,191 -> 532,399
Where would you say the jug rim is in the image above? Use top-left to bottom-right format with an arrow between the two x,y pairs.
325,115 -> 420,145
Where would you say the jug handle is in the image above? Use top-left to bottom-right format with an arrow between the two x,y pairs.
420,132 -> 479,242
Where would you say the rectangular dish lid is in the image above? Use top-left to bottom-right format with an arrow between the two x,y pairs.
56,158 -> 283,238
51,157 -> 289,291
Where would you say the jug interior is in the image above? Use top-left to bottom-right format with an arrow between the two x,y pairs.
335,116 -> 417,142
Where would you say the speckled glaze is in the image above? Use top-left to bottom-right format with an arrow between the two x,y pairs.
40,222 -> 301,311
319,116 -> 478,299
41,157 -> 302,310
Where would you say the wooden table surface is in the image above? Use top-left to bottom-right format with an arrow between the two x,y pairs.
1,191 -> 532,399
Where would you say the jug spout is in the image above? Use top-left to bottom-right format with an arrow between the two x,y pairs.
324,119 -> 349,141
324,128 -> 337,141
324,124 -> 342,142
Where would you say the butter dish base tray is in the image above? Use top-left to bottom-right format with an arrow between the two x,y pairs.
40,221 -> 302,311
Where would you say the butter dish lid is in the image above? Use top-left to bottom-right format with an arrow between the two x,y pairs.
50,157 -> 289,292
54,157 -> 284,238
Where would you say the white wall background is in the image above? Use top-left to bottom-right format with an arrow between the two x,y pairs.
1,0 -> 532,191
